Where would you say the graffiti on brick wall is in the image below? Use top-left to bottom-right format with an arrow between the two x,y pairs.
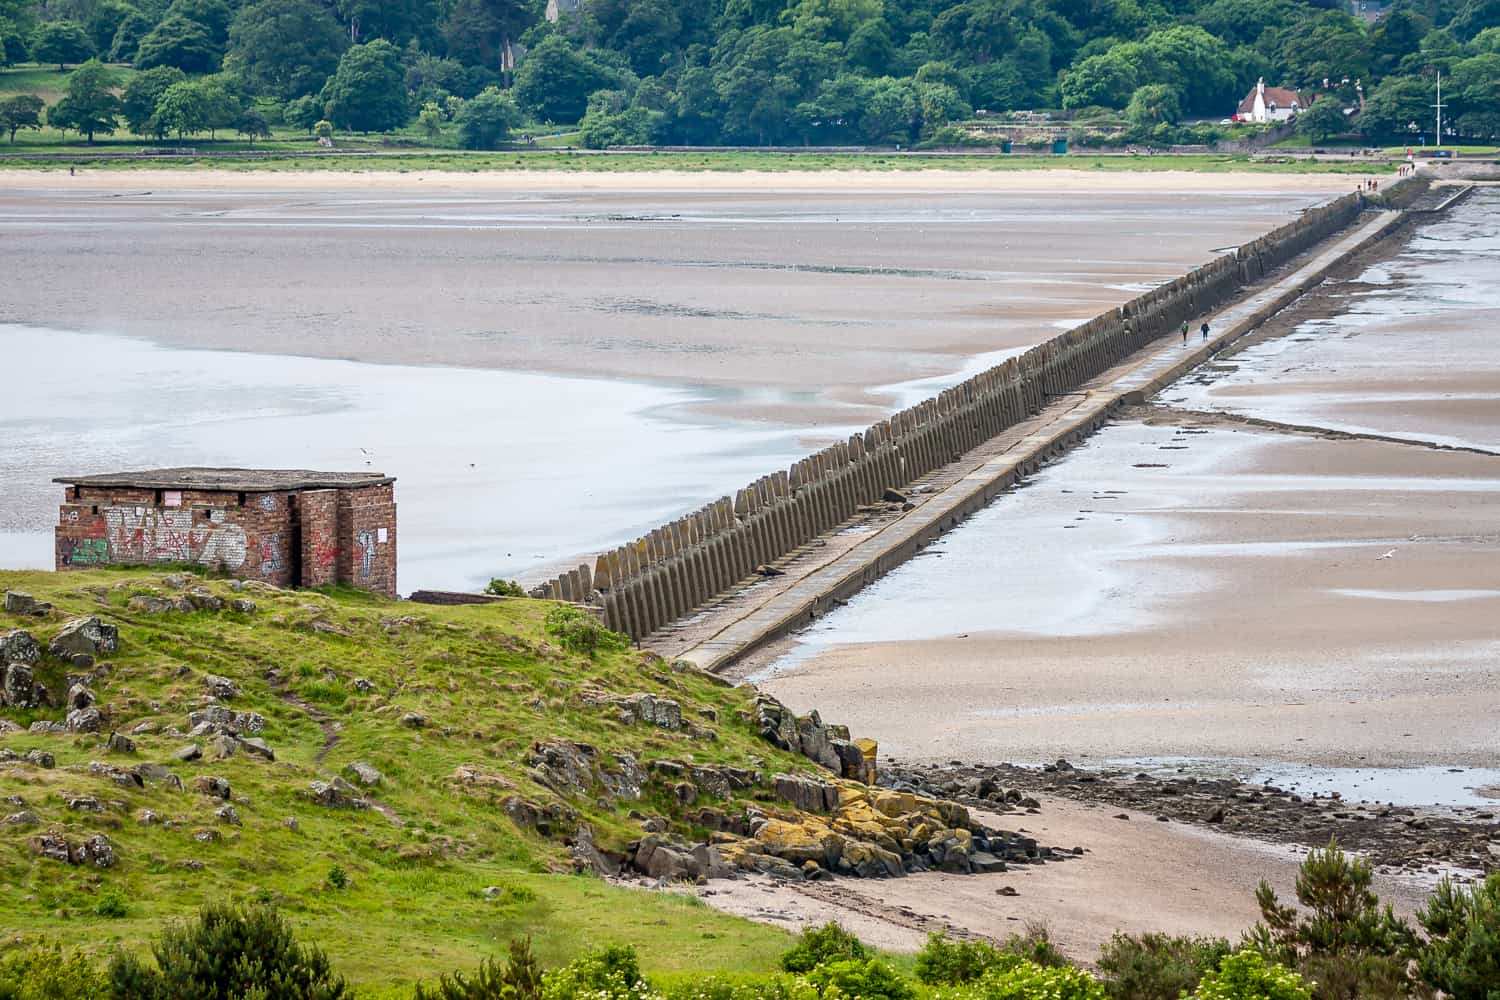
101,508 -> 248,570
259,495 -> 276,512
355,529 -> 376,579
60,536 -> 110,566
258,535 -> 283,577
311,539 -> 337,575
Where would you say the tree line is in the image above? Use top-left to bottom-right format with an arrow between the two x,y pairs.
0,0 -> 1497,148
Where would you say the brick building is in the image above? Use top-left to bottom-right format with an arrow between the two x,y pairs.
53,468 -> 398,597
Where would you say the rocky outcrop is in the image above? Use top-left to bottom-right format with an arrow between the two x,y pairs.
4,593 -> 51,617
202,674 -> 241,700
343,762 -> 383,787
0,629 -> 42,666
186,706 -> 265,737
616,693 -> 682,730
1,662 -> 46,709
754,694 -> 878,785
527,741 -> 648,803
306,778 -> 370,810
29,831 -> 115,867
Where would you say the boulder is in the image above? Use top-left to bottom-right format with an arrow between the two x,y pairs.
0,719 -> 19,735
65,683 -> 95,711
755,818 -> 844,867
1,662 -> 42,709
127,596 -> 174,615
4,593 -> 50,617
0,629 -> 41,666
202,674 -> 240,700
970,851 -> 1007,873
90,761 -> 143,787
228,599 -> 257,614
796,712 -> 842,772
753,694 -> 800,752
527,741 -> 598,796
48,617 -> 119,658
501,796 -> 575,837
29,831 -> 72,863
306,778 -> 369,810
215,804 -> 241,825
841,839 -> 905,878
343,761 -> 383,787
187,706 -> 264,737
65,707 -> 103,733
68,797 -> 102,812
634,835 -> 705,881
352,677 -> 375,693
75,834 -> 115,867
237,737 -> 275,761
3,810 -> 39,827
618,693 -> 681,730
174,743 -> 203,762
23,749 -> 54,768
192,775 -> 232,800
107,732 -> 135,754
399,712 -> 427,729
568,824 -> 621,876
597,753 -> 645,801
187,590 -> 223,612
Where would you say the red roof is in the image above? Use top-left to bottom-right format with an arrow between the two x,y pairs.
1237,86 -> 1304,115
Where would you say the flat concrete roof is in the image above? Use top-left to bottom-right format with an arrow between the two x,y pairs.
55,468 -> 395,491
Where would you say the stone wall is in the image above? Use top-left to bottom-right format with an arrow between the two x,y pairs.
540,191 -> 1368,639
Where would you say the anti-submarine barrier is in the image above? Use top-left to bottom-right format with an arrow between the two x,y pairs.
537,191 -> 1371,640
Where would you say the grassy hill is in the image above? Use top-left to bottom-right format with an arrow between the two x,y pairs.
0,567 -> 810,995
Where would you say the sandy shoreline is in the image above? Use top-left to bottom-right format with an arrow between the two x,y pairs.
0,167 -> 1372,194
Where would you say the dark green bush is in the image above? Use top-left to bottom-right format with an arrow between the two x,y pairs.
485,579 -> 527,598
804,959 -> 916,1000
94,889 -> 130,919
1416,872 -> 1500,1000
780,923 -> 870,973
413,938 -> 542,1000
106,902 -> 348,1000
914,934 -> 1015,985
543,605 -> 628,658
0,943 -> 108,1000
1095,932 -> 1231,999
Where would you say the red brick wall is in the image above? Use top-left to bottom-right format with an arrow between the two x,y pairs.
296,490 -> 340,589
55,482 -> 397,597
336,484 -> 397,597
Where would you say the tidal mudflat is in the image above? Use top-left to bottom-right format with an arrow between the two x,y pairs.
751,190 -> 1500,779
0,170 -> 1354,590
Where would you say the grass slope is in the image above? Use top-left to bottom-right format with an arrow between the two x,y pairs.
0,568 -> 803,994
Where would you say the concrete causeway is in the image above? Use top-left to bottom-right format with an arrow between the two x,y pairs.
654,208 -> 1407,674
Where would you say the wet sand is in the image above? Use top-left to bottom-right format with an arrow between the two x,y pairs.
692,797 -> 1435,959
0,171 -> 1356,426
752,192 -> 1500,772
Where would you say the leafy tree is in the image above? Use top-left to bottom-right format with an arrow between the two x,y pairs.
513,34 -> 622,123
196,75 -> 243,138
135,15 -> 221,72
1296,95 -> 1348,141
442,0 -> 542,81
49,59 -> 121,143
337,0 -> 439,47
0,93 -> 44,142
1450,0 -> 1500,41
122,64 -> 186,136
1416,873 -> 1500,999
1369,7 -> 1431,76
0,0 -> 37,67
417,100 -> 444,139
321,39 -> 409,132
285,93 -> 324,131
1127,82 -> 1182,124
166,0 -> 234,45
577,88 -> 654,146
860,75 -> 919,143
1278,11 -> 1369,88
235,107 -> 270,141
86,0 -> 139,54
1140,26 -> 1239,115
1061,46 -> 1148,108
225,0 -> 347,99
1358,74 -> 1435,139
1248,840 -> 1420,1000
457,86 -> 520,147
30,20 -> 94,70
107,903 -> 349,1000
108,11 -> 152,62
152,78 -> 209,138
782,923 -> 870,973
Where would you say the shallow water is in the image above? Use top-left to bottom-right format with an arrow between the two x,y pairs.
0,325 -> 862,591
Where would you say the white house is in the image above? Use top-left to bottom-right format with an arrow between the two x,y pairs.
1235,78 -> 1306,123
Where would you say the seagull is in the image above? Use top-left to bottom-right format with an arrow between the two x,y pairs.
359,447 -> 373,466
1376,549 -> 1396,560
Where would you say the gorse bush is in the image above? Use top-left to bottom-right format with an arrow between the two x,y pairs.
540,945 -> 644,1000
804,959 -> 916,1000
936,962 -> 1107,1000
106,902 -> 349,1000
780,924 -> 870,974
1191,951 -> 1311,1000
1415,872 -> 1500,1000
915,934 -> 1017,985
1248,840 -> 1419,1000
1095,932 -> 1232,1000
413,938 -> 544,1000
543,605 -> 629,658
0,943 -> 108,1000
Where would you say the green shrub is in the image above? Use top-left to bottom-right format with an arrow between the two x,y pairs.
94,889 -> 130,919
1191,951 -> 1311,1000
999,925 -> 1067,970
543,605 -> 627,658
780,924 -> 870,974
485,579 -> 527,598
1416,872 -> 1500,1000
950,962 -> 1107,1000
326,864 -> 350,890
1248,839 -> 1419,999
657,974 -> 794,1000
915,934 -> 1016,985
0,943 -> 109,1000
413,938 -> 543,1000
541,945 -> 642,1000
106,902 -> 348,1000
804,959 -> 915,1000
1095,932 -> 1232,999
